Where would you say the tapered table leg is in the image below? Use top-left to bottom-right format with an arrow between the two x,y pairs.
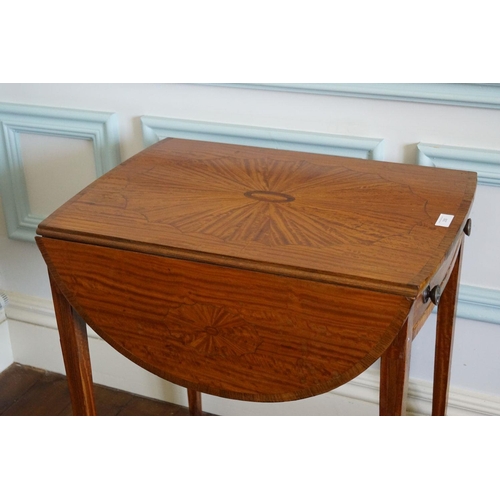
432,242 -> 463,416
50,273 -> 96,416
380,316 -> 413,416
188,389 -> 202,416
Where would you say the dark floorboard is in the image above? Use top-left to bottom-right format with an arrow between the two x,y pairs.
0,363 -> 213,416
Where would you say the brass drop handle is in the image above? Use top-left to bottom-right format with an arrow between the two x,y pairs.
423,285 -> 441,305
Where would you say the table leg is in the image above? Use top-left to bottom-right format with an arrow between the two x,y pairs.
379,316 -> 413,416
50,273 -> 96,416
432,242 -> 463,416
188,389 -> 203,416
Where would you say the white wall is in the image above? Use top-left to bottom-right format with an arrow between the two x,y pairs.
0,83 -> 499,415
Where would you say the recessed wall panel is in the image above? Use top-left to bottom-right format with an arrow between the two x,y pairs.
20,134 -> 96,217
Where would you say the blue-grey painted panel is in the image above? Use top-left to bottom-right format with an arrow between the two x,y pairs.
210,83 -> 500,109
0,103 -> 121,241
417,143 -> 500,187
458,285 -> 500,325
141,116 -> 384,160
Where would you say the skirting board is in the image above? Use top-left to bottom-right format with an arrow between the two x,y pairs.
2,291 -> 500,416
0,320 -> 13,373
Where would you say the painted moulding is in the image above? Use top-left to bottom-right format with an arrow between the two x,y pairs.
141,116 -> 384,160
0,103 -> 120,241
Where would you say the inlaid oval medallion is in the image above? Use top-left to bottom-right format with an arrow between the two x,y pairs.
244,190 -> 295,203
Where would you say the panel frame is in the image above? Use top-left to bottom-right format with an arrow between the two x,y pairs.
0,103 -> 120,241
141,116 -> 384,160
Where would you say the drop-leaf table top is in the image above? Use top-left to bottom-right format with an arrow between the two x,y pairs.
36,138 -> 476,415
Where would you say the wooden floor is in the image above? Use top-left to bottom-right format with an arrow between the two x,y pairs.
0,363 -> 213,416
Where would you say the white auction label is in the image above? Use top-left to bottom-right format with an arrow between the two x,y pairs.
435,214 -> 454,227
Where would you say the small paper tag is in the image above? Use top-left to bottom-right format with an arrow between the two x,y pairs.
435,214 -> 454,227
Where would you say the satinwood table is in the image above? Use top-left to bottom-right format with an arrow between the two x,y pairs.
36,138 -> 477,415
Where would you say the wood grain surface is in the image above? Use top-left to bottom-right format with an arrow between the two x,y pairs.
0,364 -> 212,416
38,237 -> 411,402
35,138 -> 477,414
37,138 -> 477,297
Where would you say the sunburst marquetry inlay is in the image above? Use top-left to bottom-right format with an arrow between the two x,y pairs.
112,154 -> 429,249
164,304 -> 262,358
